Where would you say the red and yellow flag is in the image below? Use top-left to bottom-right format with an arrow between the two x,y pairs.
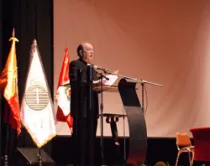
0,29 -> 21,135
56,48 -> 73,131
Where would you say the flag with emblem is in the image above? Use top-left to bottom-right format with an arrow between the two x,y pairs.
0,29 -> 21,135
20,39 -> 56,148
56,48 -> 73,131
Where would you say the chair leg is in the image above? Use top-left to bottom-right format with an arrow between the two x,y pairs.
191,152 -> 194,166
175,151 -> 181,166
188,152 -> 192,166
188,151 -> 194,166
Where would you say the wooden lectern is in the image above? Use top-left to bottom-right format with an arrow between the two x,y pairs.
93,85 -> 118,92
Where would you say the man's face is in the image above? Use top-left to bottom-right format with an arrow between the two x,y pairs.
82,43 -> 94,63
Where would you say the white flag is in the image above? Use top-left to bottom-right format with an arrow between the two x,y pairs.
20,39 -> 56,148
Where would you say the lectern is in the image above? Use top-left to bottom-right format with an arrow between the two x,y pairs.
118,78 -> 147,165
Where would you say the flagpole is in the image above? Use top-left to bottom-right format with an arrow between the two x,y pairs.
38,148 -> 42,166
34,1 -> 43,165
4,103 -> 10,166
2,28 -> 20,166
4,28 -> 15,166
34,0 -> 38,40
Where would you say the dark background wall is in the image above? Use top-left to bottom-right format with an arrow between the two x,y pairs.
0,0 -> 53,165
0,0 -> 3,163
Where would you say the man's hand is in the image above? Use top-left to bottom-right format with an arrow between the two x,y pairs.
113,70 -> 119,75
93,80 -> 101,85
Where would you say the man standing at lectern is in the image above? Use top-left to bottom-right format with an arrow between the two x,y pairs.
69,42 -> 99,166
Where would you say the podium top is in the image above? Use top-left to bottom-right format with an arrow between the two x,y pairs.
93,85 -> 118,92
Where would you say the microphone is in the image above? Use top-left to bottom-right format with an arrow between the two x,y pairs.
88,63 -> 110,73
94,66 -> 110,72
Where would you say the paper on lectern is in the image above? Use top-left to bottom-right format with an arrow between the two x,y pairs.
103,74 -> 118,86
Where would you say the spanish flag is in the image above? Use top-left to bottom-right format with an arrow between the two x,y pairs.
0,29 -> 21,135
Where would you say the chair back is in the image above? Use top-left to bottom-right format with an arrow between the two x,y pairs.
190,127 -> 210,161
176,132 -> 191,148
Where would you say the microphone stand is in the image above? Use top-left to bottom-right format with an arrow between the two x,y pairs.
88,65 -> 95,166
95,71 -> 109,166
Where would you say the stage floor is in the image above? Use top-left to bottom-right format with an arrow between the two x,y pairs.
12,136 -> 196,166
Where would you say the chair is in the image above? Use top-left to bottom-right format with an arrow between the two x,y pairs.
190,127 -> 210,164
175,132 -> 194,166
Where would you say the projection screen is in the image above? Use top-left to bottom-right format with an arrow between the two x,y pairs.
54,0 -> 210,137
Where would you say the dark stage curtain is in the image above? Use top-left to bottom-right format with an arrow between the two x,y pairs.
0,0 -> 3,164
1,0 -> 53,165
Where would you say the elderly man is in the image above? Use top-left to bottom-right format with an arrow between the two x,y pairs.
69,42 -> 99,166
